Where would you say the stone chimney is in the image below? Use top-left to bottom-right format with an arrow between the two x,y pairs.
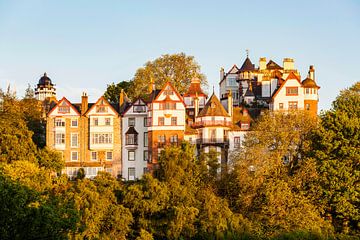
227,90 -> 233,118
149,76 -> 155,93
81,92 -> 88,114
220,67 -> 225,81
194,92 -> 199,118
119,89 -> 124,109
308,65 -> 315,80
283,58 -> 294,70
259,57 -> 266,71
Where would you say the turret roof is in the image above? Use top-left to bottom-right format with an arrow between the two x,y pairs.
198,93 -> 229,117
239,57 -> 255,72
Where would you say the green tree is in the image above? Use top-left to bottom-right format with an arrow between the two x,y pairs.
104,80 -> 133,104
310,82 -> 360,234
0,163 -> 79,240
129,53 -> 207,99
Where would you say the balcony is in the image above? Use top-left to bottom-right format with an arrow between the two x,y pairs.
196,138 -> 229,146
192,120 -> 232,128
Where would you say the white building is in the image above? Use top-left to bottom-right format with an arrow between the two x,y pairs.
121,98 -> 149,180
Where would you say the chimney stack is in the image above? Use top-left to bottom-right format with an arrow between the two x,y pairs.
81,92 -> 88,114
228,90 -> 233,118
119,89 -> 124,108
259,57 -> 266,70
149,76 -> 155,93
220,67 -> 225,81
283,58 -> 294,70
308,65 -> 315,80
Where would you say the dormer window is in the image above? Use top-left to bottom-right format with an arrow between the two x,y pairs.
96,106 -> 107,113
58,106 -> 70,113
164,86 -> 174,95
211,102 -> 216,108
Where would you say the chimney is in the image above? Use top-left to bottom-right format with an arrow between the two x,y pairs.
149,76 -> 155,93
308,65 -> 315,80
119,89 -> 124,108
228,90 -> 233,118
283,58 -> 294,70
220,67 -> 225,81
194,92 -> 199,118
81,92 -> 88,114
259,57 -> 266,70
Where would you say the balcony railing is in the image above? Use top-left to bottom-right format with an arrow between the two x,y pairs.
192,120 -> 232,128
196,138 -> 229,145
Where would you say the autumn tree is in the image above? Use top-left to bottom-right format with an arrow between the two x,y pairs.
232,111 -> 333,237
128,53 -> 207,99
310,82 -> 360,234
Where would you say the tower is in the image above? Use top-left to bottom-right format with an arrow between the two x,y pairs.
35,73 -> 56,101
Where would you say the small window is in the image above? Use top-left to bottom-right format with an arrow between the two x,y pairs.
71,133 -> 78,147
289,101 -> 298,110
305,88 -> 310,94
170,135 -> 178,143
128,118 -> 135,127
144,117 -> 149,127
91,151 -> 98,161
306,103 -> 310,110
96,106 -> 107,113
55,133 -> 65,144
55,119 -> 65,127
71,151 -> 78,161
286,87 -> 298,96
171,117 -> 177,126
143,167 -> 148,174
234,137 -> 241,148
279,103 -> 284,110
144,150 -> 148,161
93,118 -> 99,126
144,132 -> 148,147
58,106 -> 70,113
106,151 -> 113,161
128,151 -> 135,161
158,135 -> 166,143
128,167 -> 135,180
158,117 -> 164,126
105,118 -> 111,126
71,119 -> 78,127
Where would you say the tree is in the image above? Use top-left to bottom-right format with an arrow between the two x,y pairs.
310,82 -> 360,234
128,53 -> 207,99
24,84 -> 35,99
232,111 -> 332,237
104,80 -> 133,104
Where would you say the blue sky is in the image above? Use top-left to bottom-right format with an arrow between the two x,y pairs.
0,0 -> 359,110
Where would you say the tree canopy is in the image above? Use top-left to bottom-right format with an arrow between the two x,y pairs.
104,53 -> 208,101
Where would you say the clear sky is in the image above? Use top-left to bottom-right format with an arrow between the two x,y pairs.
0,0 -> 359,110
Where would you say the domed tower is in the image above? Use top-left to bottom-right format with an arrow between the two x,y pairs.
35,73 -> 56,101
302,65 -> 320,116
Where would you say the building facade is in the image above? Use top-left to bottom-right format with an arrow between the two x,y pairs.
46,93 -> 122,178
44,54 -> 320,180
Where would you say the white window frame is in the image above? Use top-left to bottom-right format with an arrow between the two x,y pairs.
91,151 -> 98,161
55,133 -> 65,145
71,151 -> 78,161
71,119 -> 78,127
71,133 -> 78,147
106,151 -> 113,161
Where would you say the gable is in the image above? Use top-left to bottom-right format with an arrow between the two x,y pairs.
272,76 -> 302,99
86,96 -> 118,116
123,98 -> 148,115
155,82 -> 184,105
228,65 -> 239,74
48,97 -> 80,117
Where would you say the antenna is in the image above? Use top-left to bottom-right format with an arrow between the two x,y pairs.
246,49 -> 249,58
